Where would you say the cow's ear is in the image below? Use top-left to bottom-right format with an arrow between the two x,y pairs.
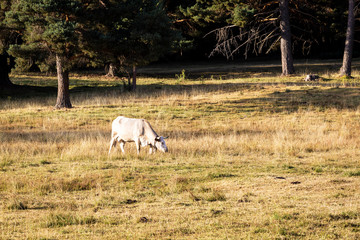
163,136 -> 169,139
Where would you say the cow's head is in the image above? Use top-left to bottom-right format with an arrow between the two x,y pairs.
155,136 -> 168,153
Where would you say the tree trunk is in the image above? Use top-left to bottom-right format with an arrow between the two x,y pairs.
0,54 -> 13,89
131,65 -> 137,91
55,54 -> 72,109
340,0 -> 355,77
279,0 -> 295,76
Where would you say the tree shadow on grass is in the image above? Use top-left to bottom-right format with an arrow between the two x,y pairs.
0,85 -> 57,99
69,82 -> 360,115
134,82 -> 360,116
221,86 -> 360,114
0,84 -> 123,103
2,80 -> 360,115
272,87 -> 360,110
138,59 -> 359,80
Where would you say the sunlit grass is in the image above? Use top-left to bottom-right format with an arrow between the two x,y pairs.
1,64 -> 360,239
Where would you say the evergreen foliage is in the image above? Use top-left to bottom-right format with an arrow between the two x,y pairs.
180,0 -> 253,27
6,0 -> 83,70
4,0 -> 181,102
0,0 -> 358,92
0,0 -> 17,87
85,0 -> 181,69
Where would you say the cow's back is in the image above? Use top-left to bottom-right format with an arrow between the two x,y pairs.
112,116 -> 147,141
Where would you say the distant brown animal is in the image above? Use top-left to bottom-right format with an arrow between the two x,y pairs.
305,74 -> 319,81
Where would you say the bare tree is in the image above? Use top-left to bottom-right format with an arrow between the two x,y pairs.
206,13 -> 280,60
206,0 -> 295,75
340,0 -> 355,77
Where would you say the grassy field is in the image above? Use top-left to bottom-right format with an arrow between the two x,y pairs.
1,60 -> 360,239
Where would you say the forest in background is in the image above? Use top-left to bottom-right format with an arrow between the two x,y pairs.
166,0 -> 354,59
1,2 -> 360,239
0,0 -> 358,107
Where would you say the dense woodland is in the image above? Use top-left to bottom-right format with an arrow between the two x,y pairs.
0,0 -> 358,107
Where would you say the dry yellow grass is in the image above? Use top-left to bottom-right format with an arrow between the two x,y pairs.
1,71 -> 360,239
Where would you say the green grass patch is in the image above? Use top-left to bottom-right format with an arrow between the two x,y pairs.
44,213 -> 97,228
6,199 -> 28,210
346,170 -> 360,177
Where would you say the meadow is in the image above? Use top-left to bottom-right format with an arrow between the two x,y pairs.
1,60 -> 360,239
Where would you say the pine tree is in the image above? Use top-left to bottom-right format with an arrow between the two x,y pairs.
6,0 -> 180,103
85,0 -> 181,90
0,0 -> 16,89
6,0 -> 85,108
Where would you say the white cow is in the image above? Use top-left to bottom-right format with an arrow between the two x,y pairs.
109,116 -> 168,154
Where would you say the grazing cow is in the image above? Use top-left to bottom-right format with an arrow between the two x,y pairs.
109,116 -> 168,154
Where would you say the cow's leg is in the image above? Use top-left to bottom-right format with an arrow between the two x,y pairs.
108,137 -> 117,154
119,141 -> 125,154
149,146 -> 156,154
135,139 -> 141,155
